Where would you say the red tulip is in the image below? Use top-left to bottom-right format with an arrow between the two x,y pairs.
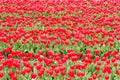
68,69 -> 74,77
0,71 -> 4,78
31,73 -> 37,79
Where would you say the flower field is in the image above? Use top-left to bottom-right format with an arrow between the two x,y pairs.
0,0 -> 120,80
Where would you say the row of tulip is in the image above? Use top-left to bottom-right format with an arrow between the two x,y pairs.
0,0 -> 120,80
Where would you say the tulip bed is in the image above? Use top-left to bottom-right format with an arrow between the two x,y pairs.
0,0 -> 120,80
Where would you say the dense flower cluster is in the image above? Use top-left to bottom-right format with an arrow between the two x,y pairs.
0,0 -> 120,80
